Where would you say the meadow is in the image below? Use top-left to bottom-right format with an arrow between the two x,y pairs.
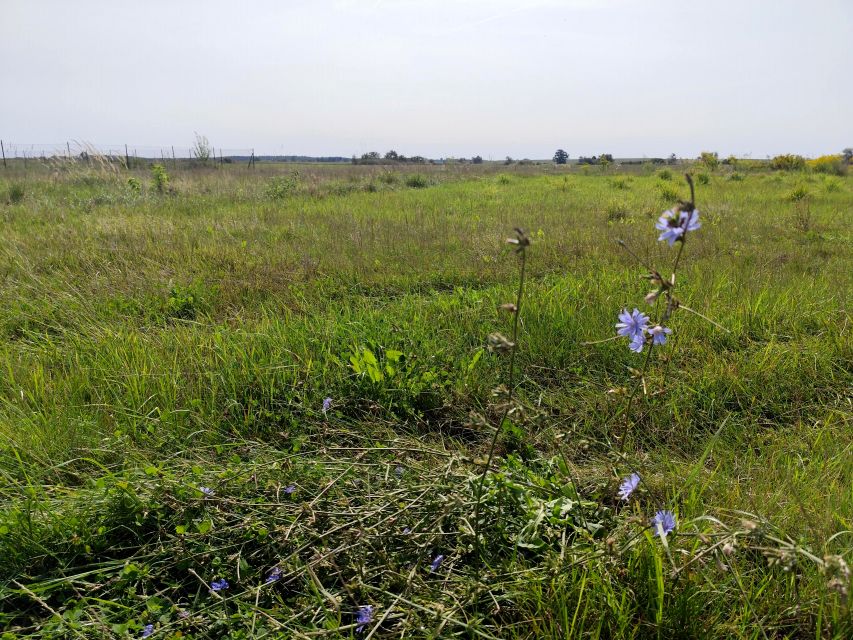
0,159 -> 850,638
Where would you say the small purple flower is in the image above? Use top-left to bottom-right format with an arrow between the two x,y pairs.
616,308 -> 649,340
679,208 -> 701,233
656,210 -> 685,246
199,486 -> 214,496
210,578 -> 229,592
284,484 -> 296,494
402,527 -> 411,535
429,554 -> 444,572
322,397 -> 332,414
651,510 -> 677,537
648,325 -> 672,346
355,604 -> 374,633
628,333 -> 645,353
264,566 -> 283,585
617,473 -> 640,501
395,465 -> 404,476
656,208 -> 700,246
141,624 -> 154,638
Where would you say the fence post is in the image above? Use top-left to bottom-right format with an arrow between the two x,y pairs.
1,140 -> 6,168
67,141 -> 71,159
172,146 -> 176,169
220,148 -> 223,166
250,149 -> 255,169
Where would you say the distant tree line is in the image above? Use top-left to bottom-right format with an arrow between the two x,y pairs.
352,151 -> 430,165
258,155 -> 350,163
577,154 -> 614,165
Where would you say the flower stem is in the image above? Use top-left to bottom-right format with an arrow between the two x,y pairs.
472,236 -> 527,579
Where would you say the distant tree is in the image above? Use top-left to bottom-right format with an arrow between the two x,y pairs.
362,151 -> 380,160
553,149 -> 568,164
471,155 -> 483,164
599,153 -> 613,166
843,148 -> 852,164
504,156 -> 513,165
668,153 -> 677,165
384,150 -> 399,160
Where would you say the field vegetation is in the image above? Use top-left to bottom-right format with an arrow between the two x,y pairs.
0,158 -> 850,638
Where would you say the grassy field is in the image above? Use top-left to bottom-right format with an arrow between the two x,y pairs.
0,160 -> 850,638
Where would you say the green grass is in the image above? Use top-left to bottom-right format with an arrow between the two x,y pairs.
0,161 -> 851,638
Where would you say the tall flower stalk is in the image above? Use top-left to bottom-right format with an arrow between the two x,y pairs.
472,227 -> 529,574
614,174 -> 722,449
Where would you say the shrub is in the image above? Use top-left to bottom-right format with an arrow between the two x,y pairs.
736,159 -> 766,172
808,155 -> 847,176
150,164 -> 170,194
610,177 -> 631,190
404,174 -> 429,188
126,177 -> 142,195
786,185 -> 810,202
265,174 -> 299,199
7,183 -> 25,204
822,177 -> 842,193
606,202 -> 630,222
699,151 -> 719,170
656,169 -> 672,181
696,172 -> 710,185
164,282 -> 209,320
377,171 -> 398,185
728,172 -> 744,182
770,154 -> 806,171
792,201 -> 812,232
657,181 -> 680,202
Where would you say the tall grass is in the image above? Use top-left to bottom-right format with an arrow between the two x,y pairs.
0,165 -> 850,637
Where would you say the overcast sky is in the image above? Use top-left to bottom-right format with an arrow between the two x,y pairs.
1,0 -> 850,158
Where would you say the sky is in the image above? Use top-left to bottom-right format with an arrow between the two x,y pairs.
1,0 -> 851,159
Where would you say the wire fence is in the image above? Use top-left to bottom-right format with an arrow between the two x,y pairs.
0,140 -> 255,165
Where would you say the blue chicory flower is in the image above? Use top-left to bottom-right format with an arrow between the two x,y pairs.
264,566 -> 283,585
628,333 -> 645,353
656,208 -> 700,246
648,325 -> 672,346
651,510 -> 677,537
617,473 -> 640,501
141,624 -> 154,638
199,486 -> 214,496
679,208 -> 701,233
210,578 -> 229,592
429,554 -> 444,572
322,397 -> 332,414
355,604 -> 374,633
284,484 -> 296,494
616,308 -> 649,340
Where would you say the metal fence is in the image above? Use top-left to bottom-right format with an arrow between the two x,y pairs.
0,140 -> 255,165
